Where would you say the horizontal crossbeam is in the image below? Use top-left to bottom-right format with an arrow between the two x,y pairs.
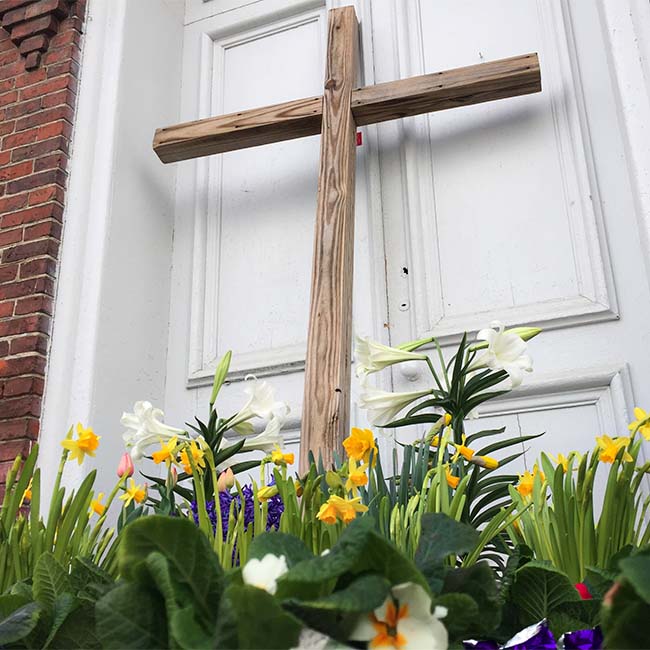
153,53 -> 541,163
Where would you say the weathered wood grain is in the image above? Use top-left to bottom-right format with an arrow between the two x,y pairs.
299,6 -> 358,470
153,53 -> 540,163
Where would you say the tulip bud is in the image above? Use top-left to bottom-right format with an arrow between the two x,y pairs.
117,452 -> 134,478
471,326 -> 542,351
166,466 -> 178,489
217,467 -> 235,492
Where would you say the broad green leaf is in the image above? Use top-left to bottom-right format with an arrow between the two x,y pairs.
0,594 -> 29,618
119,515 -> 222,621
511,561 -> 580,626
602,580 -> 650,649
43,593 -> 78,649
225,584 -> 302,649
49,602 -> 101,649
96,582 -> 167,649
415,513 -> 479,571
435,592 -> 479,642
248,532 -> 313,567
619,551 -> 650,603
290,574 -> 390,612
0,601 -> 41,645
170,605 -> 215,650
33,553 -> 71,612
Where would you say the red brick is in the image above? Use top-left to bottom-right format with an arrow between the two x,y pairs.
0,160 -> 33,182
0,355 -> 46,378
0,340 -> 7,357
15,104 -> 72,131
0,263 -> 18,283
41,87 -> 73,108
36,118 -> 71,140
0,192 -> 27,214
19,257 -> 56,279
25,219 -> 61,240
6,168 -> 65,195
34,151 -> 65,172
0,418 -> 29,438
43,42 -> 77,66
24,52 -> 42,71
4,96 -> 40,119
0,202 -> 62,228
18,34 -> 49,54
14,67 -> 46,88
0,0 -> 33,15
14,293 -> 52,315
25,0 -> 69,22
11,135 -> 65,162
0,78 -> 15,93
9,332 -> 47,354
28,184 -> 62,205
2,125 -> 38,149
0,119 -> 15,136
0,313 -> 49,336
0,227 -> 21,246
0,49 -> 17,67
2,5 -> 28,27
0,439 -> 32,462
0,90 -> 17,107
0,276 -> 53,299
19,74 -> 70,100
0,395 -> 41,418
9,15 -> 59,44
0,300 -> 13,317
3,375 -> 44,398
0,60 -> 24,82
1,237 -> 58,263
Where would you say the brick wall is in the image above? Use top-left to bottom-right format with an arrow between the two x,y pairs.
0,0 -> 85,480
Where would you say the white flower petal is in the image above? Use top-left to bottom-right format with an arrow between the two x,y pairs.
242,554 -> 288,595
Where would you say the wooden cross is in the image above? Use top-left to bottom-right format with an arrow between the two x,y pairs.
153,6 -> 541,469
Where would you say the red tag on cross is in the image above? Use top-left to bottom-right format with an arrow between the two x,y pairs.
356,131 -> 362,146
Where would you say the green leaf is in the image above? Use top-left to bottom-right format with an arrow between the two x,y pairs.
414,513 -> 479,576
619,550 -> 650,603
435,592 -> 479,642
33,553 -> 71,612
602,580 -> 650,649
43,593 -> 79,649
49,602 -> 101,649
118,515 -> 222,622
0,601 -> 42,646
510,561 -> 581,626
225,584 -> 302,649
96,582 -> 168,649
170,606 -> 215,650
248,532 -> 313,567
291,574 -> 390,612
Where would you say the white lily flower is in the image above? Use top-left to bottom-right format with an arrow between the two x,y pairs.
121,401 -> 190,461
240,414 -> 285,452
242,553 -> 288,595
351,582 -> 448,650
468,320 -> 533,388
355,336 -> 427,378
229,376 -> 290,430
359,384 -> 433,426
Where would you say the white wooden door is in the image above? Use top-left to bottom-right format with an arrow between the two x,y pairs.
166,0 -> 650,470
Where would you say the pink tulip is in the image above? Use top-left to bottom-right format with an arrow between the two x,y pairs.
217,467 -> 235,492
167,466 -> 178,489
117,452 -> 134,478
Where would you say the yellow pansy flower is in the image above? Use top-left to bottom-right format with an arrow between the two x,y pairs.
343,427 -> 378,466
61,423 -> 100,465
317,495 -> 368,525
596,435 -> 633,464
628,407 -> 650,441
91,492 -> 106,516
151,437 -> 178,466
345,458 -> 368,493
178,440 -> 206,475
446,467 -> 460,489
270,445 -> 294,466
120,479 -> 147,507
516,464 -> 544,500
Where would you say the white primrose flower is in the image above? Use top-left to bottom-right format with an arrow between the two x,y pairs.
121,401 -> 191,461
355,335 -> 427,379
468,320 -> 533,388
359,384 -> 433,426
350,582 -> 448,650
229,376 -> 290,430
242,553 -> 288,595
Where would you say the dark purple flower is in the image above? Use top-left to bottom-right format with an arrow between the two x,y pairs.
561,627 -> 603,650
504,620 -> 556,650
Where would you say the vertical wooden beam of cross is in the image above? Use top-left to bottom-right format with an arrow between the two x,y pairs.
153,6 -> 542,469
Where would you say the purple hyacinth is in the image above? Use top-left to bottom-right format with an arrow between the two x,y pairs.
190,483 -> 284,539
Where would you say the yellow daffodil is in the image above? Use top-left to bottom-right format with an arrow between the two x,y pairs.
452,435 -> 474,461
470,455 -> 499,470
628,407 -> 650,441
151,437 -> 178,466
270,445 -> 294,466
120,479 -> 147,507
90,492 -> 106,516
22,478 -> 33,504
516,465 -> 544,499
345,458 -> 368,493
596,435 -> 633,464
60,423 -> 100,465
550,452 -> 570,472
317,495 -> 368,525
294,480 -> 303,497
343,427 -> 378,466
257,485 -> 279,502
178,440 -> 206,475
446,467 -> 460,489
